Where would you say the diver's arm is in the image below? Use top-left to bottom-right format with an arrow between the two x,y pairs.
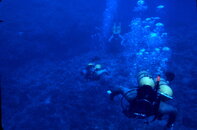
119,35 -> 125,46
108,35 -> 114,42
109,86 -> 137,102
122,88 -> 137,102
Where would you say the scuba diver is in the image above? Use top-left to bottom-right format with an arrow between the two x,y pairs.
81,63 -> 109,81
108,71 -> 177,129
107,23 -> 124,53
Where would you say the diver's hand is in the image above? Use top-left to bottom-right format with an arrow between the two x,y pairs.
107,90 -> 114,101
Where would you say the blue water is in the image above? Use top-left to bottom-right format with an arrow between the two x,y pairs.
0,0 -> 197,129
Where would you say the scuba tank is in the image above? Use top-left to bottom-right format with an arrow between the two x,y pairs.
157,78 -> 173,100
137,71 -> 155,89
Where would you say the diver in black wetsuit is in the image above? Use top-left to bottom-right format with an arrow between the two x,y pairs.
108,71 -> 177,129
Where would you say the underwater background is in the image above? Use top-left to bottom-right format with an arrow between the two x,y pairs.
0,0 -> 197,129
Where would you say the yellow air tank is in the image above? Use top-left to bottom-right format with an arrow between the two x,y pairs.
158,78 -> 173,100
137,71 -> 155,89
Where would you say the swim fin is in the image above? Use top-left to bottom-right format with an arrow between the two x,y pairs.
165,72 -> 175,82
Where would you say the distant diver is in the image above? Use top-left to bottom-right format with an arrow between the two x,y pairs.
108,71 -> 177,129
107,23 -> 124,53
81,62 -> 109,81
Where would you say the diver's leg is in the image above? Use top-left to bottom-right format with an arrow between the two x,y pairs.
158,102 -> 177,128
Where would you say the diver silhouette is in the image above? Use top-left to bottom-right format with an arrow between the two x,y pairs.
107,23 -> 124,53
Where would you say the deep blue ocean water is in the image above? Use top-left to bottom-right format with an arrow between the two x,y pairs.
0,0 -> 197,129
